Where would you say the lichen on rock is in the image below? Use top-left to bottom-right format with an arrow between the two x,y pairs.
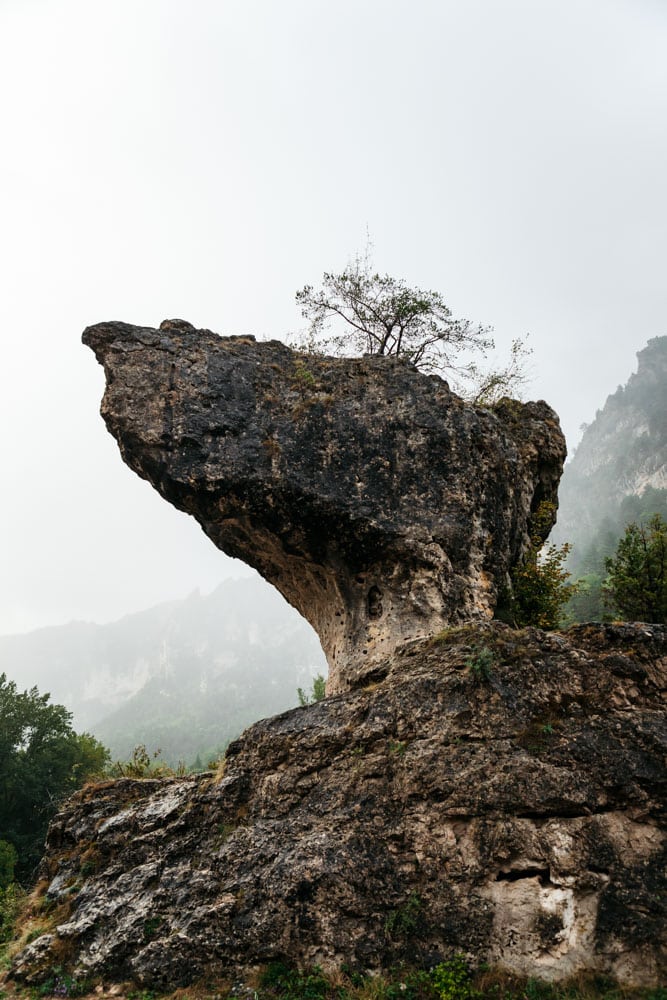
81,320 -> 566,692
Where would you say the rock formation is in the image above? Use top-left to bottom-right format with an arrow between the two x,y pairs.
81,320 -> 566,693
7,320 -> 665,992
10,623 -> 666,989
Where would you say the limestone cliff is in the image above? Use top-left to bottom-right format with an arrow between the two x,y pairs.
81,320 -> 565,693
552,335 -> 667,562
10,624 -> 666,988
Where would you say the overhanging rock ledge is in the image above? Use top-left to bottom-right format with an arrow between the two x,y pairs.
82,319 -> 566,693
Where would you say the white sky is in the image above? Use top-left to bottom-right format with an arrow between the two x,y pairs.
1,0 -> 666,635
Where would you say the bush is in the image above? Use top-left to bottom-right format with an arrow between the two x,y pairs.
431,957 -> 477,1000
505,502 -> 578,629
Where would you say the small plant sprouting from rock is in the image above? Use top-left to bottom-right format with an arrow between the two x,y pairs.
142,916 -> 163,942
297,674 -> 326,707
466,646 -> 494,683
384,891 -> 423,940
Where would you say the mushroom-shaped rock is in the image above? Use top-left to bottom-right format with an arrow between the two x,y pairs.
83,321 -> 566,693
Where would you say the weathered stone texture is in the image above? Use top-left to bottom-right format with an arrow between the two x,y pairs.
11,624 -> 666,988
10,320 -> 662,991
82,320 -> 566,693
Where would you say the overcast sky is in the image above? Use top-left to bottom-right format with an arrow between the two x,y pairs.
1,0 -> 666,636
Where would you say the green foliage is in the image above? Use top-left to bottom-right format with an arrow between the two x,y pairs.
431,957 -> 476,1000
0,673 -> 110,882
0,881 -> 25,945
297,673 -> 327,707
108,744 -> 186,779
0,841 -> 17,891
565,490 -> 667,623
506,503 -> 578,629
604,514 -> 667,623
36,968 -> 91,997
565,572 -> 608,623
466,647 -> 494,683
260,961 -> 331,1000
384,892 -> 423,940
142,916 -> 163,942
294,245 -> 529,401
255,962 -> 662,1000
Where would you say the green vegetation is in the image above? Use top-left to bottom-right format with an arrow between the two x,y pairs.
466,646 -> 495,683
0,955 -> 663,1000
255,960 -> 665,1000
107,743 -> 188,779
297,673 -> 327,707
503,503 -> 577,629
604,514 -> 667,623
384,892 -> 424,941
0,674 -> 109,884
295,246 -> 530,402
565,488 -> 667,623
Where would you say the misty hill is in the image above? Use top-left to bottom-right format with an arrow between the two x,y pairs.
552,335 -> 667,587
0,576 -> 326,766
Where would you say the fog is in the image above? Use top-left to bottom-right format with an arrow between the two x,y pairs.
1,0 -> 666,635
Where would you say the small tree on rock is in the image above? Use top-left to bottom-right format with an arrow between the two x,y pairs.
295,249 -> 530,402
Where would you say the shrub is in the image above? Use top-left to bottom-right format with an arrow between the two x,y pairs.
431,957 -> 476,1000
506,502 -> 578,629
466,647 -> 494,683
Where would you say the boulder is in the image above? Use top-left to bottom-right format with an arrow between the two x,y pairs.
82,320 -> 566,693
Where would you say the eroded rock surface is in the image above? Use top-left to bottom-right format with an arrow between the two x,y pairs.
10,624 -> 666,988
82,320 -> 565,692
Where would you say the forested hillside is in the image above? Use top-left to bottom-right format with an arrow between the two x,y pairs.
552,336 -> 667,619
0,576 -> 326,766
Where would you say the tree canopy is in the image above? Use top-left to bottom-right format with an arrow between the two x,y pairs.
604,514 -> 667,623
295,250 -> 530,402
0,674 -> 109,882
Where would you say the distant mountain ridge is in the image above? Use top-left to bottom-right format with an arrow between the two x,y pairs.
0,576 -> 326,765
552,335 -> 667,571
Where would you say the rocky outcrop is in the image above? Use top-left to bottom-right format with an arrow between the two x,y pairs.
10,623 -> 666,989
82,320 -> 565,693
